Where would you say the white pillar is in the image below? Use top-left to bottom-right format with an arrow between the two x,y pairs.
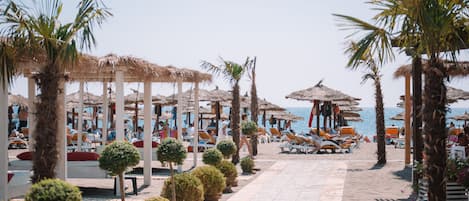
102,81 -> 108,144
115,71 -> 125,141
177,80 -> 183,172
193,82 -> 199,167
56,79 -> 67,180
143,81 -> 152,185
0,80 -> 9,201
77,81 -> 84,151
28,78 -> 36,151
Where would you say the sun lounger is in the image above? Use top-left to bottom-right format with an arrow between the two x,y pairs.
269,128 -> 283,142
257,128 -> 271,144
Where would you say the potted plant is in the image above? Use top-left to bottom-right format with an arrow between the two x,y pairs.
216,160 -> 238,193
99,141 -> 140,201
157,138 -> 187,201
145,197 -> 169,201
192,166 -> 226,201
25,179 -> 82,201
216,140 -> 237,159
203,148 -> 223,166
240,156 -> 254,174
160,173 -> 204,201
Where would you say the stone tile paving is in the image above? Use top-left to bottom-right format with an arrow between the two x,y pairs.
227,160 -> 347,201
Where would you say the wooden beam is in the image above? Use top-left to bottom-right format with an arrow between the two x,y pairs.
405,75 -> 412,165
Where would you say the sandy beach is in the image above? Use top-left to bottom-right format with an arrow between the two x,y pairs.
8,141 -> 414,201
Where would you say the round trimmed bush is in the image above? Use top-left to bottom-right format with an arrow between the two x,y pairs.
99,141 -> 140,201
161,173 -> 204,201
203,149 -> 223,166
216,140 -> 237,159
157,138 -> 188,201
240,156 -> 254,174
25,179 -> 81,201
145,196 -> 169,201
216,160 -> 238,192
192,166 -> 226,201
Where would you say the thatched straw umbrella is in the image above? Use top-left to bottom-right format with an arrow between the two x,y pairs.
286,80 -> 360,133
174,87 -> 231,134
266,110 -> 303,130
450,112 -> 469,125
393,59 -> 469,78
8,93 -> 28,106
391,112 -> 405,121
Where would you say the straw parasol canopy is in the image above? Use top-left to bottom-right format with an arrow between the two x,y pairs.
398,86 -> 469,104
285,80 -> 361,102
344,116 -> 363,122
450,112 -> 469,122
8,93 -> 28,106
394,59 -> 469,78
124,92 -> 173,105
266,111 -> 304,121
66,91 -> 102,106
391,112 -> 405,121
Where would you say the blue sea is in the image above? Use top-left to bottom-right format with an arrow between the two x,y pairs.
285,107 -> 469,138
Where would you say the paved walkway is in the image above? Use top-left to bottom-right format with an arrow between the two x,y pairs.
227,160 -> 347,201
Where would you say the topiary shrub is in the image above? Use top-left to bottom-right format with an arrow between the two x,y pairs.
203,148 -> 223,166
157,138 -> 187,201
192,166 -> 226,201
145,196 -> 170,201
25,178 -> 81,201
99,141 -> 140,201
240,156 -> 254,174
161,173 -> 204,201
216,160 -> 238,193
216,140 -> 237,159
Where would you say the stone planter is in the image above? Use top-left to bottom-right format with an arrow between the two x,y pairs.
419,179 -> 468,201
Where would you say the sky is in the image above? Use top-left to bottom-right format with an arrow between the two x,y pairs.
8,0 -> 469,108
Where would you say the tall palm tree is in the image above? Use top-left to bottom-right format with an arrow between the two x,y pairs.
345,42 -> 386,164
0,0 -> 111,183
249,57 -> 258,156
335,1 -> 469,199
202,57 -> 252,164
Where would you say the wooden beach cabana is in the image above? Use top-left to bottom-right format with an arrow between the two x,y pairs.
0,53 -> 211,198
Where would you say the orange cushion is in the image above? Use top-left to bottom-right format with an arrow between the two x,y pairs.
17,151 -> 33,160
67,152 -> 100,161
133,141 -> 158,148
340,127 -> 355,135
386,127 -> 399,135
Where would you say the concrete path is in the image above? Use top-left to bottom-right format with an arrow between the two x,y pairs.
227,160 -> 347,201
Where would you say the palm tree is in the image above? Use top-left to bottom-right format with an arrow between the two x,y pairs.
335,1 -> 469,199
0,0 -> 111,183
345,42 -> 386,164
202,57 -> 252,164
249,57 -> 258,156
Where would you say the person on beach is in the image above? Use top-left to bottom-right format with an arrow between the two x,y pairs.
240,114 -> 253,157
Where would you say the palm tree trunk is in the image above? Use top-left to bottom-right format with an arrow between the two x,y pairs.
32,64 -> 60,183
424,58 -> 447,201
231,82 -> 241,164
375,78 -> 386,165
119,172 -> 125,201
169,163 -> 176,201
250,58 -> 258,156
412,55 -> 423,190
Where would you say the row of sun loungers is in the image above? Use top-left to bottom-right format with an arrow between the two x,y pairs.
276,127 -> 360,154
